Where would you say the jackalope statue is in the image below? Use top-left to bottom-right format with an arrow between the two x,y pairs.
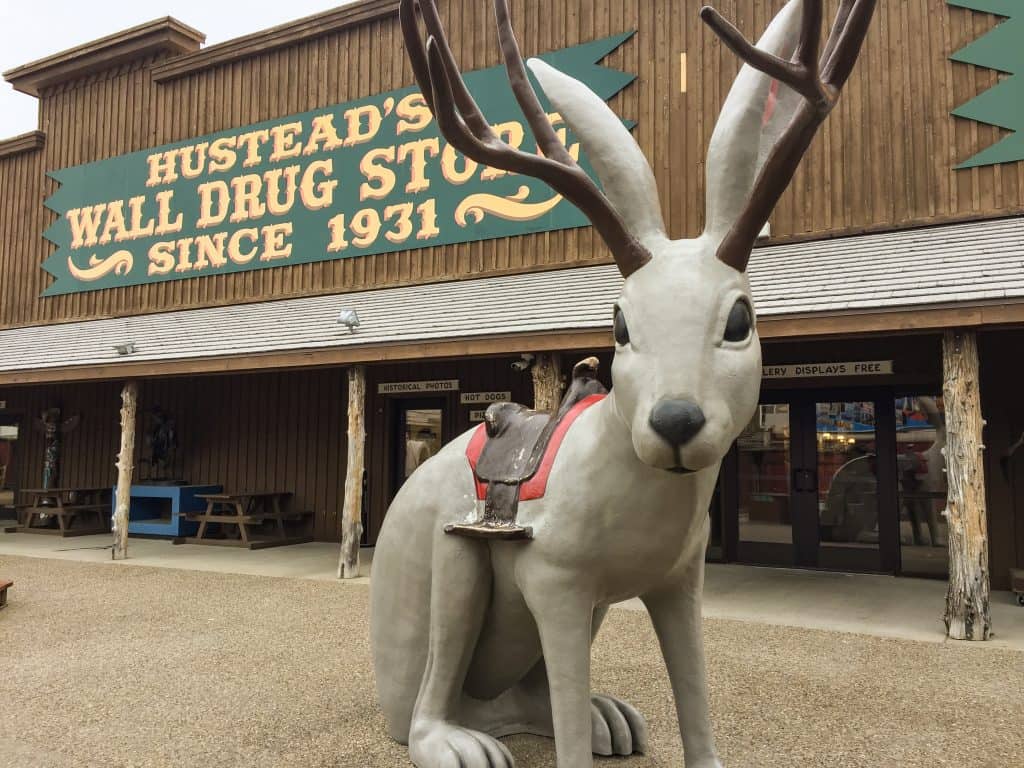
371,1 -> 876,766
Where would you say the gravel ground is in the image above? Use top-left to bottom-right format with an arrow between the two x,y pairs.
1,555 -> 1022,768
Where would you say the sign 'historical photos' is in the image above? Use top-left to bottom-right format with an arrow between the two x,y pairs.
377,380 -> 459,395
40,34 -> 635,297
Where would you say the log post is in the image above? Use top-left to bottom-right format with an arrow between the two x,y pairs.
111,380 -> 138,561
338,365 -> 367,579
941,330 -> 991,641
531,352 -> 563,413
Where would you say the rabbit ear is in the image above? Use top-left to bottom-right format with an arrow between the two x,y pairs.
703,0 -> 804,242
528,58 -> 668,246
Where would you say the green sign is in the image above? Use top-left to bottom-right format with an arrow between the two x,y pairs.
40,34 -> 635,297
949,1 -> 1024,168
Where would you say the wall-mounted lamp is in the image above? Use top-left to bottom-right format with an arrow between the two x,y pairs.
113,342 -> 137,356
511,353 -> 535,372
337,309 -> 361,333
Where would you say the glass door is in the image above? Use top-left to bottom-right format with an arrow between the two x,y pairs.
737,402 -> 796,565
734,391 -> 899,572
390,397 -> 446,501
812,399 -> 890,571
895,395 -> 949,577
0,417 -> 19,520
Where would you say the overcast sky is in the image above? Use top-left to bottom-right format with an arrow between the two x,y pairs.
0,1 -> 357,139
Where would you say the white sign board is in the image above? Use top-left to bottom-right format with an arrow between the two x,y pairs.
763,361 -> 893,379
460,391 -> 511,405
378,379 -> 460,394
469,409 -> 488,422
0,400 -> 6,410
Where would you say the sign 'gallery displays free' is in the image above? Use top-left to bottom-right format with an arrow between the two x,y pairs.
40,34 -> 636,297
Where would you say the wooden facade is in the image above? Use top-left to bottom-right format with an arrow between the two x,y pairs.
1,1 -> 1023,598
0,369 -> 348,540
0,0 -> 1021,330
0,355 -> 547,544
5,333 -> 1023,588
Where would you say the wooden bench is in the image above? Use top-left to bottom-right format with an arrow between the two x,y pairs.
186,491 -> 313,549
23,504 -> 109,536
19,487 -> 111,537
0,580 -> 11,609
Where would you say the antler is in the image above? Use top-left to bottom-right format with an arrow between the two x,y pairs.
701,0 -> 876,272
400,0 -> 652,278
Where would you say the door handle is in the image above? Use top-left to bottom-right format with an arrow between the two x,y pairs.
792,468 -> 817,493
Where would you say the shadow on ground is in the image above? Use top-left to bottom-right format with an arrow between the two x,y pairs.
0,555 -> 1021,767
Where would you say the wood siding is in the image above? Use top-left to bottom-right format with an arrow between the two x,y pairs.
0,368 -> 348,540
980,330 -> 1024,591
1,0 -> 1021,330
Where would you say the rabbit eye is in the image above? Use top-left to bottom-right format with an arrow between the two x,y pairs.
724,300 -> 752,343
613,306 -> 630,346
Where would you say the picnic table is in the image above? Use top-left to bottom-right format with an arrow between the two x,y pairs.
186,491 -> 312,549
18,487 -> 111,536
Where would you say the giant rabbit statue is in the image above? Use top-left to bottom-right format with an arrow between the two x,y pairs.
372,1 -> 876,766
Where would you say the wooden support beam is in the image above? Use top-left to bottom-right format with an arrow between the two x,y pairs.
941,330 -> 991,641
111,380 -> 138,561
531,352 -> 563,413
338,366 -> 367,579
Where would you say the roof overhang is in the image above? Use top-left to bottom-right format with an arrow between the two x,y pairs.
2,216 -> 1023,386
4,17 -> 205,97
0,131 -> 45,159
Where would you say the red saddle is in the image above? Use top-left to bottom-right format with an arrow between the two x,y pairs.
465,393 -> 605,503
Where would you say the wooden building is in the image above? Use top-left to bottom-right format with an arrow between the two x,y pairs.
0,1 -> 1022,615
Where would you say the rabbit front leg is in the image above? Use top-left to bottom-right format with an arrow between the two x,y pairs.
522,569 -> 596,768
409,531 -> 514,768
642,563 -> 723,768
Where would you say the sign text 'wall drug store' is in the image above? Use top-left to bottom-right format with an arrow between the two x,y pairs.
40,34 -> 636,297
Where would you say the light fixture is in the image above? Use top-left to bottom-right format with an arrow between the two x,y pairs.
113,342 -> 137,356
510,353 -> 535,372
337,309 -> 361,333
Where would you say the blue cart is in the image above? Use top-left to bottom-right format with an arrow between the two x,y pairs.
119,484 -> 223,538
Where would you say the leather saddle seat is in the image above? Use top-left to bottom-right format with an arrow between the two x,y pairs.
446,357 -> 607,541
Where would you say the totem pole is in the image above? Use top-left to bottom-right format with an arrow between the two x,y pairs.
371,2 -> 876,766
143,406 -> 178,482
33,408 -> 80,492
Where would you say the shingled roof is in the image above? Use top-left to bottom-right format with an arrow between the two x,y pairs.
1,216 -> 1022,382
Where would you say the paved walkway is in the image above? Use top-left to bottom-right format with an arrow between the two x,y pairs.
3,528 -> 1022,648
1,554 -> 1021,768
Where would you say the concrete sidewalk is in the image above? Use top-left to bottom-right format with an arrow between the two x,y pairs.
2,528 -> 1022,649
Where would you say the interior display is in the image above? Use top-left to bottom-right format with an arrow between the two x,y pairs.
404,410 -> 442,478
371,1 -> 875,767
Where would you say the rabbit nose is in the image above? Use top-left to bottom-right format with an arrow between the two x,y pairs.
649,399 -> 706,447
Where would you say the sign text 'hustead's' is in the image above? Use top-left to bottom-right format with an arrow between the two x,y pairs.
41,34 -> 636,297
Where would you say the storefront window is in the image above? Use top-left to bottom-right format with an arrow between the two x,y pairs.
816,402 -> 880,555
895,396 -> 948,577
738,404 -> 792,545
0,423 -> 18,515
